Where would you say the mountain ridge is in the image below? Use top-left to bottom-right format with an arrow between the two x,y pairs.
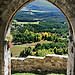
21,0 -> 60,12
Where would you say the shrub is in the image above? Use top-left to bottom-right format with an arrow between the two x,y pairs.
37,49 -> 54,57
41,43 -> 46,49
47,36 -> 52,41
20,50 -> 25,57
63,48 -> 68,54
20,47 -> 32,57
35,43 -> 41,48
56,48 -> 63,55
33,48 -> 36,51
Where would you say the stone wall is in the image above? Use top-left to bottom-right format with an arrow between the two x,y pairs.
11,54 -> 68,74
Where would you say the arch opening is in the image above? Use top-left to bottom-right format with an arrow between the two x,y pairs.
3,0 -> 74,75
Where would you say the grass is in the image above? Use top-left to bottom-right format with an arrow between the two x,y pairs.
11,46 -> 25,57
11,73 -> 65,75
11,73 -> 37,75
12,21 -> 39,24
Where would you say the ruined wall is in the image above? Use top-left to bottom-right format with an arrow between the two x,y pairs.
11,54 -> 68,74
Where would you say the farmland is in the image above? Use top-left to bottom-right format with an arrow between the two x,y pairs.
12,20 -> 39,25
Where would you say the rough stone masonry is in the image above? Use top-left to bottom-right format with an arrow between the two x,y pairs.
0,0 -> 75,75
11,54 -> 68,74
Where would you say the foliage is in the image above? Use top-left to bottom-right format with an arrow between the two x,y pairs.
12,30 -> 69,45
35,49 -> 54,57
20,47 -> 32,57
11,11 -> 69,57
32,42 -> 68,55
11,18 -> 68,36
19,41 -> 68,57
35,43 -> 41,48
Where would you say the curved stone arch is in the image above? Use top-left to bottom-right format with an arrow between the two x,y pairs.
1,0 -> 75,75
3,0 -> 35,36
4,0 -> 73,37
47,0 -> 73,38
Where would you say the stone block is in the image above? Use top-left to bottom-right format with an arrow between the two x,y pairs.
11,55 -> 67,73
3,1 -> 9,5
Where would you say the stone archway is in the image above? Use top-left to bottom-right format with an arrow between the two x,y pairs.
0,0 -> 75,75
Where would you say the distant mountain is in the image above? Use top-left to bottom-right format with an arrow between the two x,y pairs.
21,0 -> 60,12
14,0 -> 66,21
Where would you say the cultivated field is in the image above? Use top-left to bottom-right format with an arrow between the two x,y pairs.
12,20 -> 39,24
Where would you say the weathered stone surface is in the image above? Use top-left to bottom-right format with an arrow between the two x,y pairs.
0,0 -> 75,75
11,55 -> 68,74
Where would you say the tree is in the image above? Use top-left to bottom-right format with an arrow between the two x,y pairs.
20,47 -> 32,57
35,43 -> 41,48
25,29 -> 29,34
47,36 -> 51,41
55,38 -> 58,42
41,43 -> 46,49
20,50 -> 25,57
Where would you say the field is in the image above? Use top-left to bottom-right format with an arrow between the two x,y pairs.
12,20 -> 39,24
11,73 -> 65,75
11,40 -> 51,57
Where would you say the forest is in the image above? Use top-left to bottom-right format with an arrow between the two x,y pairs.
11,13 -> 69,57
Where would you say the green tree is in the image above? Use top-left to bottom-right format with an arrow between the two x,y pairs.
20,47 -> 32,57
35,43 -> 41,48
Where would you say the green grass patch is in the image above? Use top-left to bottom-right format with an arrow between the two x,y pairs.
12,21 -> 39,24
11,46 -> 25,51
11,73 -> 38,75
11,73 -> 65,75
11,46 -> 25,57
